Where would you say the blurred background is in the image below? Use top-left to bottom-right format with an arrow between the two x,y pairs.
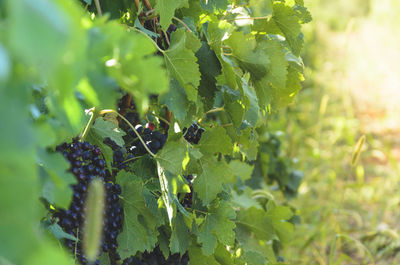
270,0 -> 400,264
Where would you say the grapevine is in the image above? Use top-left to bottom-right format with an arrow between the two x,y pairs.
0,0 -> 311,265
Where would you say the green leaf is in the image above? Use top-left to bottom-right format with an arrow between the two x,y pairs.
214,243 -> 235,265
0,44 -> 11,82
91,117 -> 126,147
155,0 -> 189,30
170,212 -> 190,254
198,200 -> 236,255
155,139 -> 187,176
229,160 -> 254,181
199,126 -> 232,155
196,42 -> 221,110
193,156 -> 233,205
29,244 -> 76,265
259,39 -> 288,90
266,202 -> 294,244
238,128 -> 259,161
8,0 -> 85,88
224,31 -> 269,80
242,251 -> 267,265
224,90 -> 245,127
160,78 -> 189,122
98,253 -> 111,265
236,207 -> 275,242
117,171 -> 159,259
164,29 -> 201,102
184,31 -> 202,52
294,4 -> 312,24
272,2 -> 303,56
100,23 -> 168,113
188,244 -> 219,265
157,162 -> 176,226
241,78 -> 259,127
38,149 -> 76,209
128,156 -> 157,181
86,130 -> 114,173
48,223 -> 78,241
250,0 -> 273,17
232,190 -> 262,210
200,0 -> 228,12
134,18 -> 160,39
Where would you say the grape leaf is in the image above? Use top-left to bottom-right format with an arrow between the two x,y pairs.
240,78 -> 260,127
98,23 -> 168,113
214,243 -> 235,265
38,149 -> 76,209
196,41 -> 221,110
224,31 -> 269,80
224,89 -> 245,128
128,156 -> 157,181
242,251 -> 267,265
170,212 -> 190,254
200,0 -> 228,12
238,128 -> 259,161
232,189 -> 262,210
155,0 -> 189,30
157,162 -> 175,226
117,172 -> 159,259
98,253 -> 110,265
272,2 -> 303,56
259,39 -> 288,90
198,200 -> 236,255
188,244 -> 219,265
236,207 -> 275,242
184,31 -> 202,52
193,156 -> 233,205
86,129 -> 114,173
199,126 -> 232,155
91,117 -> 126,147
229,160 -> 254,181
0,90 -> 42,263
163,29 -> 201,102
266,202 -> 294,244
294,4 -> 312,24
47,223 -> 78,242
249,0 -> 273,17
155,139 -> 187,176
160,78 -> 188,122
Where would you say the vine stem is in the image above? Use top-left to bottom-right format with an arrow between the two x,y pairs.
147,111 -> 170,126
132,27 -> 165,54
205,107 -> 225,114
172,17 -> 191,32
81,108 -> 97,141
100,109 -> 156,157
221,123 -> 233,127
134,0 -> 139,8
224,16 -> 269,22
94,0 -> 102,16
163,29 -> 170,46
118,154 -> 144,166
142,0 -> 152,10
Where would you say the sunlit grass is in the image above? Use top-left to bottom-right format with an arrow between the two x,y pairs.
271,0 -> 400,264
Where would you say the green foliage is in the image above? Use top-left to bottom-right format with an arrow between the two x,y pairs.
0,0 -> 310,264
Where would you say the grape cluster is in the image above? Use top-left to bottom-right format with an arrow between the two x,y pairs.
183,124 -> 204,144
102,182 -> 123,253
54,138 -> 123,264
122,247 -> 189,265
126,124 -> 167,155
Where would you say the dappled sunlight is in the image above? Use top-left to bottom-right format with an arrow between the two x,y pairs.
345,12 -> 400,134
